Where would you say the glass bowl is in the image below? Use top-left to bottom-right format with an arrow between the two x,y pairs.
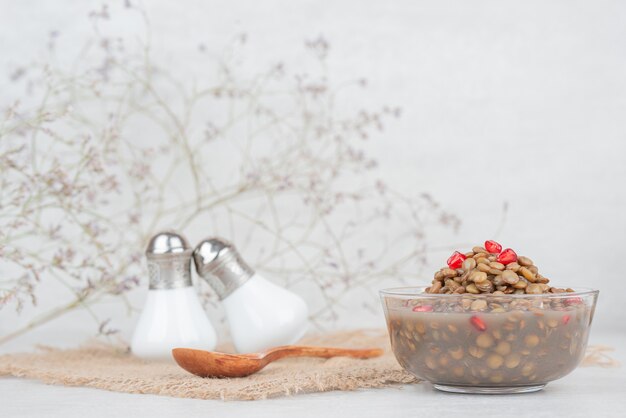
380,286 -> 598,394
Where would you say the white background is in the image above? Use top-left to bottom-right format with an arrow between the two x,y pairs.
1,0 -> 626,352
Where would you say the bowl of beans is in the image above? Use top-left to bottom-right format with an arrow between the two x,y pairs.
380,241 -> 599,394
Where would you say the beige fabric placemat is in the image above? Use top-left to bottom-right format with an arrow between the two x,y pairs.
0,329 -> 416,400
0,329 -> 618,401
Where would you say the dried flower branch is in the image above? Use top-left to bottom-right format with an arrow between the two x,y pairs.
0,3 -> 459,344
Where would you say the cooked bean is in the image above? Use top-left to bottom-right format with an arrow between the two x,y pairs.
518,256 -> 533,266
487,354 -> 504,369
470,271 -> 488,283
466,284 -> 479,294
471,299 -> 488,311
449,346 -> 464,360
513,279 -> 528,289
501,270 -> 519,285
519,267 -> 537,282
524,334 -> 540,348
506,262 -> 521,272
441,268 -> 458,278
463,258 -> 477,270
526,284 -> 542,294
495,341 -> 512,356
489,262 -> 505,271
425,356 -> 437,370
469,346 -> 486,358
476,333 -> 494,348
505,353 -> 521,369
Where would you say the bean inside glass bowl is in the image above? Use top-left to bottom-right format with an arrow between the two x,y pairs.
380,286 -> 598,394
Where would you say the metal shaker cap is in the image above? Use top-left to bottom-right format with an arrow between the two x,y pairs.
193,237 -> 254,299
145,231 -> 193,290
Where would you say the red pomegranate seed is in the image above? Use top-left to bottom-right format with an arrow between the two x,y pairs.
484,240 -> 502,254
470,315 -> 486,331
496,248 -> 517,265
565,297 -> 583,306
447,251 -> 466,269
412,305 -> 434,312
562,315 -> 571,325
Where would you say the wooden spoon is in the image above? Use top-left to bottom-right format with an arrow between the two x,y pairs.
172,345 -> 384,378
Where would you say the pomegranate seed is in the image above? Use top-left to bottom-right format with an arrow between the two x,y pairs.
412,305 -> 434,312
562,315 -> 571,325
565,297 -> 583,306
447,251 -> 466,269
496,248 -> 517,265
470,315 -> 486,331
484,240 -> 502,254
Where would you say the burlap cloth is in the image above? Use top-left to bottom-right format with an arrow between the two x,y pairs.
0,329 -> 617,401
0,329 -> 416,400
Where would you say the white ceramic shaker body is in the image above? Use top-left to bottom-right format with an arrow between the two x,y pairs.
193,238 -> 309,353
223,273 -> 308,353
131,232 -> 217,360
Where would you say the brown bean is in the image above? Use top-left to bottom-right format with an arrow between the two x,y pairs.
507,311 -> 524,322
489,262 -> 505,271
449,346 -> 464,360
428,281 -> 443,293
476,257 -> 490,265
476,333 -> 494,348
441,268 -> 458,278
425,356 -> 437,370
519,267 -> 537,282
506,262 -> 521,272
462,258 -> 477,271
471,299 -> 488,311
501,270 -> 519,285
505,353 -> 521,368
488,268 -> 504,275
526,283 -> 543,294
525,334 -> 540,347
521,362 -> 536,377
466,284 -> 479,294
469,346 -> 486,358
489,373 -> 504,383
487,354 -> 504,369
495,341 -> 512,356
470,271 -> 488,283
477,263 -> 491,272
518,256 -> 534,266
513,279 -> 528,289
472,246 -> 487,253
475,281 -> 494,293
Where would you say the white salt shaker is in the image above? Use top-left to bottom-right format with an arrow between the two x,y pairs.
131,231 -> 217,360
193,237 -> 309,353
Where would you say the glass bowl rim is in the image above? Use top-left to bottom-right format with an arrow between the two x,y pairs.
379,286 -> 598,299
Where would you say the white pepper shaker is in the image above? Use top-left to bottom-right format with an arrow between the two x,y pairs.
193,237 -> 309,353
131,231 -> 217,360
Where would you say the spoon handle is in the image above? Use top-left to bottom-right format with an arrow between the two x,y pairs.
262,345 -> 384,362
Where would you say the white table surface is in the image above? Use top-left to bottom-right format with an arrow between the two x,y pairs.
2,332 -> 625,418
